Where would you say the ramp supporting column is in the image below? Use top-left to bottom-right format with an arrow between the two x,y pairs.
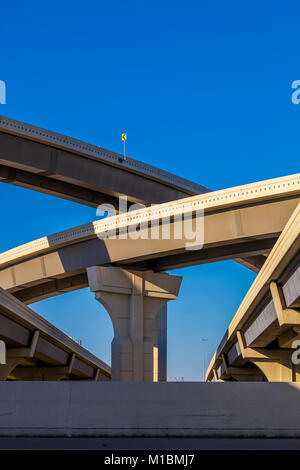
87,267 -> 182,382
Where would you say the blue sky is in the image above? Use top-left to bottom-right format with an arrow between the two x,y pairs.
0,1 -> 299,380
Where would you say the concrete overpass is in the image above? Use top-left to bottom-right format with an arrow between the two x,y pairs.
0,116 -> 209,382
0,116 -> 274,277
3,117 -> 297,382
0,173 -> 299,381
2,118 -> 300,442
206,199 -> 300,382
0,116 -> 208,208
0,173 -> 298,303
0,287 -> 110,381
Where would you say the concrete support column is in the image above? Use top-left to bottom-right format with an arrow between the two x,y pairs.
87,267 -> 182,382
252,360 -> 293,382
152,305 -> 167,381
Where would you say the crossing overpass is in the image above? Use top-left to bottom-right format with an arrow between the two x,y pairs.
0,287 -> 110,381
0,173 -> 299,381
0,174 -> 298,305
0,116 -> 208,208
206,200 -> 300,382
0,117 -> 299,382
0,116 -> 269,274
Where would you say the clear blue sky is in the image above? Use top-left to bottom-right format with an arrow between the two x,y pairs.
0,1 -> 299,380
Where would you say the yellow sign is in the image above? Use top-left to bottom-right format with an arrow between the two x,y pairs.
122,133 -> 127,141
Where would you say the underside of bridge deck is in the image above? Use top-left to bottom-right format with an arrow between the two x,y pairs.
207,201 -> 300,383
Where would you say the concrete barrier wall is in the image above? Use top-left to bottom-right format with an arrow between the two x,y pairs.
1,382 -> 300,437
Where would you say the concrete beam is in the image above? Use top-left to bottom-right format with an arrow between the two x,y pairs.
1,196 -> 297,304
281,257 -> 300,308
0,288 -> 111,380
7,330 -> 39,358
0,121 -> 208,207
270,281 -> 300,327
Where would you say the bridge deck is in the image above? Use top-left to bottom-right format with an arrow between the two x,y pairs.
0,287 -> 110,381
0,174 -> 298,304
0,116 -> 208,208
206,200 -> 300,382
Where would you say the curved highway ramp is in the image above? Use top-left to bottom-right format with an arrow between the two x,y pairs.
206,200 -> 300,382
0,287 -> 110,381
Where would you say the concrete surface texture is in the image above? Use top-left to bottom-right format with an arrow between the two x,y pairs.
1,382 -> 300,438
